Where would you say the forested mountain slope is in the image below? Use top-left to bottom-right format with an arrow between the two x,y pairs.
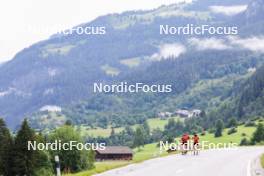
2,0 -> 264,129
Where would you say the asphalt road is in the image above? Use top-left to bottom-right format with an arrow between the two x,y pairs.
95,147 -> 264,176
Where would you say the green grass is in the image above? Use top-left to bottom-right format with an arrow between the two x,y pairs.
78,125 -> 123,137
147,118 -> 170,130
79,117 -> 181,137
199,125 -> 255,144
65,161 -> 129,176
147,117 -> 182,130
261,154 -> 264,168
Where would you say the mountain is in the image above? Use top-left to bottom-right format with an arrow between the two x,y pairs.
2,0 -> 264,129
237,0 -> 264,35
237,64 -> 264,118
245,0 -> 264,21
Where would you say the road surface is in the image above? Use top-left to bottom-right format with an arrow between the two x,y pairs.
95,147 -> 264,176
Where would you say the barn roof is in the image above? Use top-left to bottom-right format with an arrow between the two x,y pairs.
96,146 -> 133,154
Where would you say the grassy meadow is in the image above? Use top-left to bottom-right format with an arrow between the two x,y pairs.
78,117 -> 181,137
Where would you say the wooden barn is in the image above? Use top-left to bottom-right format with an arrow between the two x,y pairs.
95,146 -> 133,161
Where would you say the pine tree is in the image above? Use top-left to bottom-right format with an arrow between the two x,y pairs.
0,118 -> 13,176
142,121 -> 150,143
251,123 -> 264,143
133,126 -> 145,149
110,127 -> 115,136
143,121 -> 150,136
215,119 -> 224,137
109,127 -> 118,145
12,119 -> 36,175
33,133 -> 53,175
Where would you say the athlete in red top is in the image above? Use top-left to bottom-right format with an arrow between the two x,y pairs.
181,133 -> 190,155
193,134 -> 199,144
181,133 -> 190,144
192,133 -> 200,155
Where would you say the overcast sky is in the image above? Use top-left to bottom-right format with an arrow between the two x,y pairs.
0,0 -> 192,63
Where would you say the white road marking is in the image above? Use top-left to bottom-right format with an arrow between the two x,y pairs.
176,169 -> 183,174
247,160 -> 251,176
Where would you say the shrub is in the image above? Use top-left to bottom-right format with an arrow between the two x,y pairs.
227,118 -> 237,128
208,128 -> 215,134
227,127 -> 237,135
252,116 -> 260,121
240,138 -> 250,146
215,120 -> 224,137
244,121 -> 256,127
239,121 -> 245,126
241,133 -> 247,137
34,168 -> 54,176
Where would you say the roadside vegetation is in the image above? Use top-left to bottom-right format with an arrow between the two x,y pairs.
67,120 -> 262,176
261,154 -> 264,168
0,118 -> 94,176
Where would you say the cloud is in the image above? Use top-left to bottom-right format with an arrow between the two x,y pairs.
150,36 -> 264,60
151,43 -> 186,60
188,38 -> 230,50
40,105 -> 62,112
209,5 -> 247,16
0,90 -> 10,97
188,36 -> 264,53
229,36 -> 264,53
